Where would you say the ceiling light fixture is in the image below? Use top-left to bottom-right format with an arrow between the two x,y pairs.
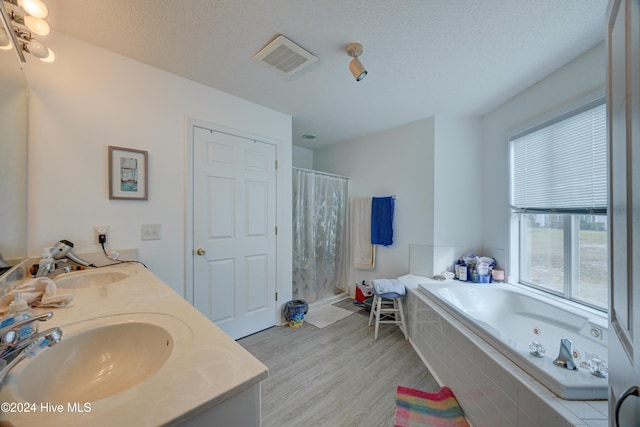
346,43 -> 367,81
0,0 -> 54,62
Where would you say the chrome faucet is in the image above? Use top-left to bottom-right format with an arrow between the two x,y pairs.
0,327 -> 62,385
0,312 -> 53,351
553,338 -> 578,370
35,259 -> 70,278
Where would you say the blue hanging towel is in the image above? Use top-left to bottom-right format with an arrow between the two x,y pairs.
371,196 -> 394,246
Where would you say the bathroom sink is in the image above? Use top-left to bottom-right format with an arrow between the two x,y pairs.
54,268 -> 134,289
9,314 -> 192,403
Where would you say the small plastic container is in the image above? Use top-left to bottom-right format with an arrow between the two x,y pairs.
470,272 -> 491,283
355,281 -> 373,303
478,274 -> 491,283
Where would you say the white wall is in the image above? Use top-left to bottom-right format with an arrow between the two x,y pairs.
292,145 -> 313,169
314,116 -> 483,287
23,33 -> 292,300
432,116 -> 483,271
0,54 -> 28,260
314,118 -> 435,286
481,42 -> 606,277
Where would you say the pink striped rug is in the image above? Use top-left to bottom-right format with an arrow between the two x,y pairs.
394,386 -> 470,427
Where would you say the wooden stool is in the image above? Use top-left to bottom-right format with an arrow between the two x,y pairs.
368,291 -> 407,340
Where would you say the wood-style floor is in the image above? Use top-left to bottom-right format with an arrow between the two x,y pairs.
238,299 -> 439,427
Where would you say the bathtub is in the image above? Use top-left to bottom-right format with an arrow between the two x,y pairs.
417,280 -> 608,400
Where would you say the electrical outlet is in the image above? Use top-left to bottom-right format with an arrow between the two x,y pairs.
93,225 -> 110,244
141,224 -> 162,241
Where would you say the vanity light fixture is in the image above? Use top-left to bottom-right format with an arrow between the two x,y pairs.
17,0 -> 47,18
0,0 -> 54,62
346,43 -> 367,81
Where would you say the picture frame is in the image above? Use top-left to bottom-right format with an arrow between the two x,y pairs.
108,146 -> 148,200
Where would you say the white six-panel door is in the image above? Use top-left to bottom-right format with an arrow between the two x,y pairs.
193,126 -> 277,339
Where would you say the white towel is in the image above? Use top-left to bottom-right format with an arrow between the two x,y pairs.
352,198 -> 375,270
0,277 -> 74,314
371,278 -> 406,296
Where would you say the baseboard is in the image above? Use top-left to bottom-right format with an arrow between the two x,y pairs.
308,292 -> 349,309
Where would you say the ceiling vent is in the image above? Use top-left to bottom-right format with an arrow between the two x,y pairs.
252,35 -> 317,77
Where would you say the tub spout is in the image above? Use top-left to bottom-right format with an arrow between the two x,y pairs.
553,338 -> 577,370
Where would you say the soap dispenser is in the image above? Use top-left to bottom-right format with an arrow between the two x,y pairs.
36,247 -> 53,277
0,292 -> 39,343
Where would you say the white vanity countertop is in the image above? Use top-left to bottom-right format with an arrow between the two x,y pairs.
0,263 -> 268,426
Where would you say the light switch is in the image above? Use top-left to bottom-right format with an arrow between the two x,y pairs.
141,224 -> 162,241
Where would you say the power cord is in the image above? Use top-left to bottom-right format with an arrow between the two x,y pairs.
99,242 -> 148,269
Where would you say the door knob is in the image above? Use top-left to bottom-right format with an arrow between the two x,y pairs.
196,248 -> 206,256
615,385 -> 639,426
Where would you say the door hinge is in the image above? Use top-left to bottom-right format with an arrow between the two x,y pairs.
275,226 -> 278,235
275,160 -> 278,170
275,292 -> 278,301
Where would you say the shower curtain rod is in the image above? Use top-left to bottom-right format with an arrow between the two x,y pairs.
293,167 -> 350,180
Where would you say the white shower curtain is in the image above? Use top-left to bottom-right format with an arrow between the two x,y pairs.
292,168 -> 348,304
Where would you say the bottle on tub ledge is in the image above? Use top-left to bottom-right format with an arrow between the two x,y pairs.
454,254 -> 497,284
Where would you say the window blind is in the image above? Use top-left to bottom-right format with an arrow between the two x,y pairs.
510,101 -> 607,214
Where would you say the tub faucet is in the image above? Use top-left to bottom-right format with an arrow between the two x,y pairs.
553,338 -> 577,370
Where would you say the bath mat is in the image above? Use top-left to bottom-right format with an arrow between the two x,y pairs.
304,304 -> 354,328
394,385 -> 470,427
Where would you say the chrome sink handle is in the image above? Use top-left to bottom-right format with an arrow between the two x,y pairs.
0,312 -> 53,347
0,327 -> 63,386
529,340 -> 546,358
1,327 -> 62,363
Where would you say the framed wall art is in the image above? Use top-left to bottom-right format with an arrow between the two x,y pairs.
108,146 -> 148,200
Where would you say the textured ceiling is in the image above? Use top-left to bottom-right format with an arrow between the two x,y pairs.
44,0 -> 607,149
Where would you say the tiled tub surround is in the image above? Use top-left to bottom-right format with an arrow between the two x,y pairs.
406,285 -> 608,427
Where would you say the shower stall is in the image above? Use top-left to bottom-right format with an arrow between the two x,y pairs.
292,168 -> 348,304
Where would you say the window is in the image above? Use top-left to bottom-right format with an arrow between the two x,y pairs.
510,100 -> 608,310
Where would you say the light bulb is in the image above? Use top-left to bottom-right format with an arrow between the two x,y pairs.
0,29 -> 12,50
18,0 -> 48,19
28,39 -> 48,58
40,48 -> 54,62
24,16 -> 50,36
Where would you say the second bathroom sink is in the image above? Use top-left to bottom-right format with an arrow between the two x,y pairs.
54,268 -> 134,289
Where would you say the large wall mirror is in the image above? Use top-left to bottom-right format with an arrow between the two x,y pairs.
0,13 -> 28,266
